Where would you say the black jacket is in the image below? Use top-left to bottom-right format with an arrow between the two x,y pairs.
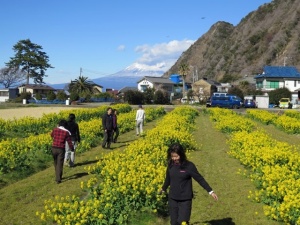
102,113 -> 113,131
66,121 -> 80,142
162,160 -> 212,200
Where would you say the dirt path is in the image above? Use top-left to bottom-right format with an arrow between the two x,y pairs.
0,107 -> 79,120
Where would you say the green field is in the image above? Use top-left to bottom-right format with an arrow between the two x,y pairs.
0,108 -> 292,225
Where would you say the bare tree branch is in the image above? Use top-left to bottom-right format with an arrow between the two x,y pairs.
0,67 -> 26,88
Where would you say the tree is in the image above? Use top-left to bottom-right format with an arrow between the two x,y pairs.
186,89 -> 194,103
6,39 -> 53,84
154,90 -> 169,104
56,90 -> 67,101
268,87 -> 291,104
178,63 -> 190,98
228,86 -> 244,99
47,91 -> 56,101
143,87 -> 155,104
124,90 -> 144,105
192,85 -> 210,104
68,75 -> 95,98
0,67 -> 26,88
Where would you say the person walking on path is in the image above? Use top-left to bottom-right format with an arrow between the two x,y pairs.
51,119 -> 74,184
64,113 -> 80,167
135,105 -> 145,136
112,109 -> 119,143
160,143 -> 218,225
102,107 -> 113,149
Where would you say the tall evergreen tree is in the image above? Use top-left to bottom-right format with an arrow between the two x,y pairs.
6,39 -> 53,84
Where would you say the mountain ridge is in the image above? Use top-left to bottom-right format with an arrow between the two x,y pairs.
163,0 -> 300,83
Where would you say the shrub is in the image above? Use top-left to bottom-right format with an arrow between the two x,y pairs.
69,92 -> 79,102
56,90 -> 67,101
47,91 -> 56,100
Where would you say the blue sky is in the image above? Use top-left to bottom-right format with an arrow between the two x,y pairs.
0,0 -> 272,85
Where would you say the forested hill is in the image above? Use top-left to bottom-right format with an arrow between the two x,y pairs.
163,0 -> 300,83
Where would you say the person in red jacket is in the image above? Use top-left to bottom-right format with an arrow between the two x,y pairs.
160,143 -> 218,225
51,119 -> 74,184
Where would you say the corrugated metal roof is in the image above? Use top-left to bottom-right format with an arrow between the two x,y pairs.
21,84 -> 55,90
255,66 -> 300,78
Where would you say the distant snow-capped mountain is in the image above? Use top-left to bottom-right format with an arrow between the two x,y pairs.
49,65 -> 165,90
92,67 -> 164,90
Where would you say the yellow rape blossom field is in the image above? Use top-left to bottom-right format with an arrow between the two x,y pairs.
1,105 -> 299,225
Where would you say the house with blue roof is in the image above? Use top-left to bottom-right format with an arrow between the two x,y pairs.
255,66 -> 300,103
255,66 -> 300,91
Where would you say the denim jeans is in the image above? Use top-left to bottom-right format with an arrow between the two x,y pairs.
65,141 -> 77,166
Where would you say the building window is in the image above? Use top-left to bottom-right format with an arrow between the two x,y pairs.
140,85 -> 148,92
256,81 -> 263,88
0,91 -> 9,96
266,81 -> 279,88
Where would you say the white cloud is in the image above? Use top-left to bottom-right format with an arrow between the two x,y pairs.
117,45 -> 126,51
133,39 -> 195,71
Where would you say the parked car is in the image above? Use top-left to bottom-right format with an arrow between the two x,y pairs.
244,99 -> 257,108
279,98 -> 290,109
210,94 -> 241,109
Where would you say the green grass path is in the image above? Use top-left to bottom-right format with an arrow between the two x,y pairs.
186,112 -> 282,225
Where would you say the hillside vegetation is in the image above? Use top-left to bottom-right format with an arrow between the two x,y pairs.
164,0 -> 300,83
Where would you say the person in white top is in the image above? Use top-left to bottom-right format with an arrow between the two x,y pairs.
135,105 -> 145,136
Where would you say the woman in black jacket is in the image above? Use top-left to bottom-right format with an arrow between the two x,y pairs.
64,113 -> 80,167
161,143 -> 218,225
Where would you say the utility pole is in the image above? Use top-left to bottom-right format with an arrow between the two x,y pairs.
192,68 -> 195,83
80,67 -> 82,76
283,56 -> 292,66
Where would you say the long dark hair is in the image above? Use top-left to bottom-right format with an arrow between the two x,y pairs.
167,143 -> 187,166
68,113 -> 75,122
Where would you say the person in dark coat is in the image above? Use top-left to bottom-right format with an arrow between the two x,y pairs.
112,109 -> 119,143
102,107 -> 113,149
160,143 -> 218,225
64,113 -> 80,167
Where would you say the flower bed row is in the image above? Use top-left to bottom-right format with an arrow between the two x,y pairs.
0,106 -> 166,174
37,106 -> 199,225
247,109 -> 300,134
0,104 -> 132,139
208,108 -> 300,224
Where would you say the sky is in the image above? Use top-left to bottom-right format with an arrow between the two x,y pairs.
0,0 -> 273,85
